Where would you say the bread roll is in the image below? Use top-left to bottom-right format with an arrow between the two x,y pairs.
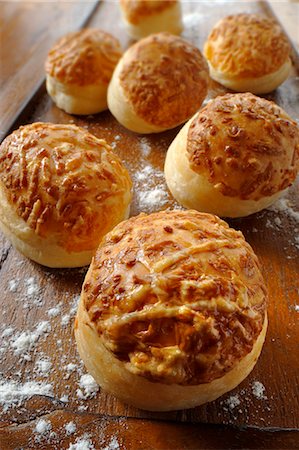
75,210 -> 268,411
204,14 -> 291,94
119,0 -> 183,40
0,123 -> 132,267
45,29 -> 122,115
165,93 -> 299,218
108,32 -> 209,134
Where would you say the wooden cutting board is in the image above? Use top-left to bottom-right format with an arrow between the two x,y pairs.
0,1 -> 298,449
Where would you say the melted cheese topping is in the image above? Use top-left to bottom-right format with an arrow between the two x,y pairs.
45,29 -> 122,86
187,93 -> 299,201
83,210 -> 267,385
119,33 -> 209,128
204,14 -> 290,78
0,123 -> 132,253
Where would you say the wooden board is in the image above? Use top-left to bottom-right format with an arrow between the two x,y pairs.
0,1 -> 299,448
0,0 -> 99,141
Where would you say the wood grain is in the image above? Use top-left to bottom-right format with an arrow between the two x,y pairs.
0,408 -> 298,449
0,0 -> 98,141
0,1 -> 298,448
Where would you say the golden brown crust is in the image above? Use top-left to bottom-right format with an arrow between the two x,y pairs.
120,0 -> 178,25
0,122 -> 132,253
119,33 -> 209,128
45,29 -> 122,86
187,93 -> 299,201
204,14 -> 291,78
82,210 -> 267,385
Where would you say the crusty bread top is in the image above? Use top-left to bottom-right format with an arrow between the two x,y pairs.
187,93 -> 299,201
119,32 -> 209,128
120,0 -> 178,25
45,29 -> 122,86
204,14 -> 290,78
0,122 -> 132,253
82,210 -> 267,385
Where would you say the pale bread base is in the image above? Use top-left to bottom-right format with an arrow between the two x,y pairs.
46,75 -> 108,115
107,58 -> 167,134
164,117 -> 286,218
75,290 -> 268,411
0,187 -> 130,268
208,58 -> 291,94
122,2 -> 183,40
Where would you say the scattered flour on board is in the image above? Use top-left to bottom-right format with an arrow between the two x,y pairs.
225,394 -> 241,410
65,421 -> 77,435
10,321 -> 51,360
61,314 -> 71,327
34,357 -> 52,377
268,196 -> 299,223
1,327 -> 14,338
0,378 -> 53,412
35,419 -> 52,434
60,394 -> 69,403
134,163 -> 170,212
139,137 -> 151,157
137,187 -> 169,211
68,434 -> 95,450
76,374 -> 99,400
24,277 -> 43,307
47,304 -> 62,318
102,436 -> 120,450
8,279 -> 19,292
252,381 -> 267,400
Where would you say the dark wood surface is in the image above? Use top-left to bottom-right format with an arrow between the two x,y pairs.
0,1 -> 298,449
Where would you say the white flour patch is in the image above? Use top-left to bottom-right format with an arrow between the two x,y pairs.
68,433 -> 95,450
35,419 -> 52,434
225,394 -> 241,410
0,378 -> 53,412
34,357 -> 52,377
10,321 -> 51,360
77,374 -> 99,400
65,421 -> 77,435
102,436 -> 120,450
252,381 -> 267,400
